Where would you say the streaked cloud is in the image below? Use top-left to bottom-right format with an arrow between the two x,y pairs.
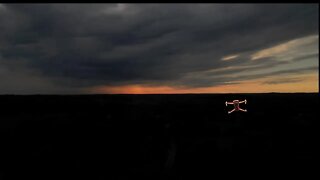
262,77 -> 304,85
251,35 -> 318,61
221,54 -> 239,61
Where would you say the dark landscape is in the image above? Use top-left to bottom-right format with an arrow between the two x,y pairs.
0,93 -> 318,179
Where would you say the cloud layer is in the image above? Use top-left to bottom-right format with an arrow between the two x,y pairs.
0,4 -> 318,93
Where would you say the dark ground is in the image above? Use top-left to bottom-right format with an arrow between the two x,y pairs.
0,93 -> 318,179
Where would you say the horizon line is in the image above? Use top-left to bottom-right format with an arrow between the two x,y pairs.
0,92 -> 318,96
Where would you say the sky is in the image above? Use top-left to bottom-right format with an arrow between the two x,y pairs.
0,4 -> 318,94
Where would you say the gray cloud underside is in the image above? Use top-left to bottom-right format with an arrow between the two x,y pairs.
174,66 -> 318,88
0,4 -> 318,92
262,77 -> 305,85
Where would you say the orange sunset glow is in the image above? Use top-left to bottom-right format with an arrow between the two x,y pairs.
88,72 -> 318,94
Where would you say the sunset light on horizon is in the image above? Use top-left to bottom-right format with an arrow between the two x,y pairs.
89,71 -> 318,94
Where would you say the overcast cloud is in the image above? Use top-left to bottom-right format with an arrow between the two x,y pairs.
0,4 -> 318,94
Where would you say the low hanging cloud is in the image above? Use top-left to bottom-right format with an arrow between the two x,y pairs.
0,4 -> 318,93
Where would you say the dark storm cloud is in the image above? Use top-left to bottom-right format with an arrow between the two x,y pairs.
0,4 -> 318,92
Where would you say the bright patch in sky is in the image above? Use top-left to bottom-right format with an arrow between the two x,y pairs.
221,54 -> 239,61
251,35 -> 318,61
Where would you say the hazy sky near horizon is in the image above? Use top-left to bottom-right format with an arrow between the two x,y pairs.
0,4 -> 318,94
